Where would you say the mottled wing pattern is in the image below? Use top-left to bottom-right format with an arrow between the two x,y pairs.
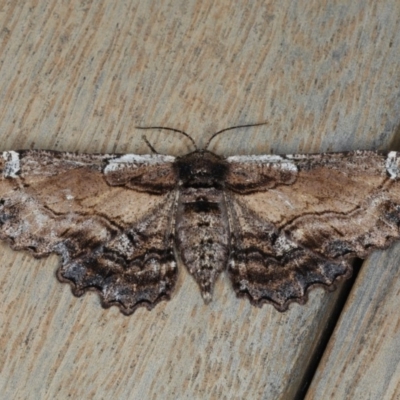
226,151 -> 400,311
0,150 -> 178,314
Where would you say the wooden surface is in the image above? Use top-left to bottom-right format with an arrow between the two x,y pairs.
0,1 -> 399,399
307,244 -> 400,399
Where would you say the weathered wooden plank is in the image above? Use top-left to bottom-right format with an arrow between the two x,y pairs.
0,1 -> 399,399
306,244 -> 400,399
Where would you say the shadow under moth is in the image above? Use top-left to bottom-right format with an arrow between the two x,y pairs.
1,124 -> 400,315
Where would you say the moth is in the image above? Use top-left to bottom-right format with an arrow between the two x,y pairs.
1,124 -> 400,315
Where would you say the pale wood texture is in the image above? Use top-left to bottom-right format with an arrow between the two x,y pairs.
306,243 -> 400,399
0,1 -> 399,399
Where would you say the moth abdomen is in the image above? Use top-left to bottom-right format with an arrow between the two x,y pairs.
183,200 -> 220,213
175,186 -> 230,301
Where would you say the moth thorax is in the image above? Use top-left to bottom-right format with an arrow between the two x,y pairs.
175,151 -> 228,188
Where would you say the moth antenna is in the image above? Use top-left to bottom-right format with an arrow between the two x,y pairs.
142,135 -> 159,154
136,126 -> 198,151
204,122 -> 269,150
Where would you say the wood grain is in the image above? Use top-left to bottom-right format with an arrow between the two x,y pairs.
0,1 -> 399,399
306,244 -> 400,399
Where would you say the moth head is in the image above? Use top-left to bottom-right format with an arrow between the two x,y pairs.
175,151 -> 229,188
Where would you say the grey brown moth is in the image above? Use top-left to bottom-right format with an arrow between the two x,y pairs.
1,124 -> 400,314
